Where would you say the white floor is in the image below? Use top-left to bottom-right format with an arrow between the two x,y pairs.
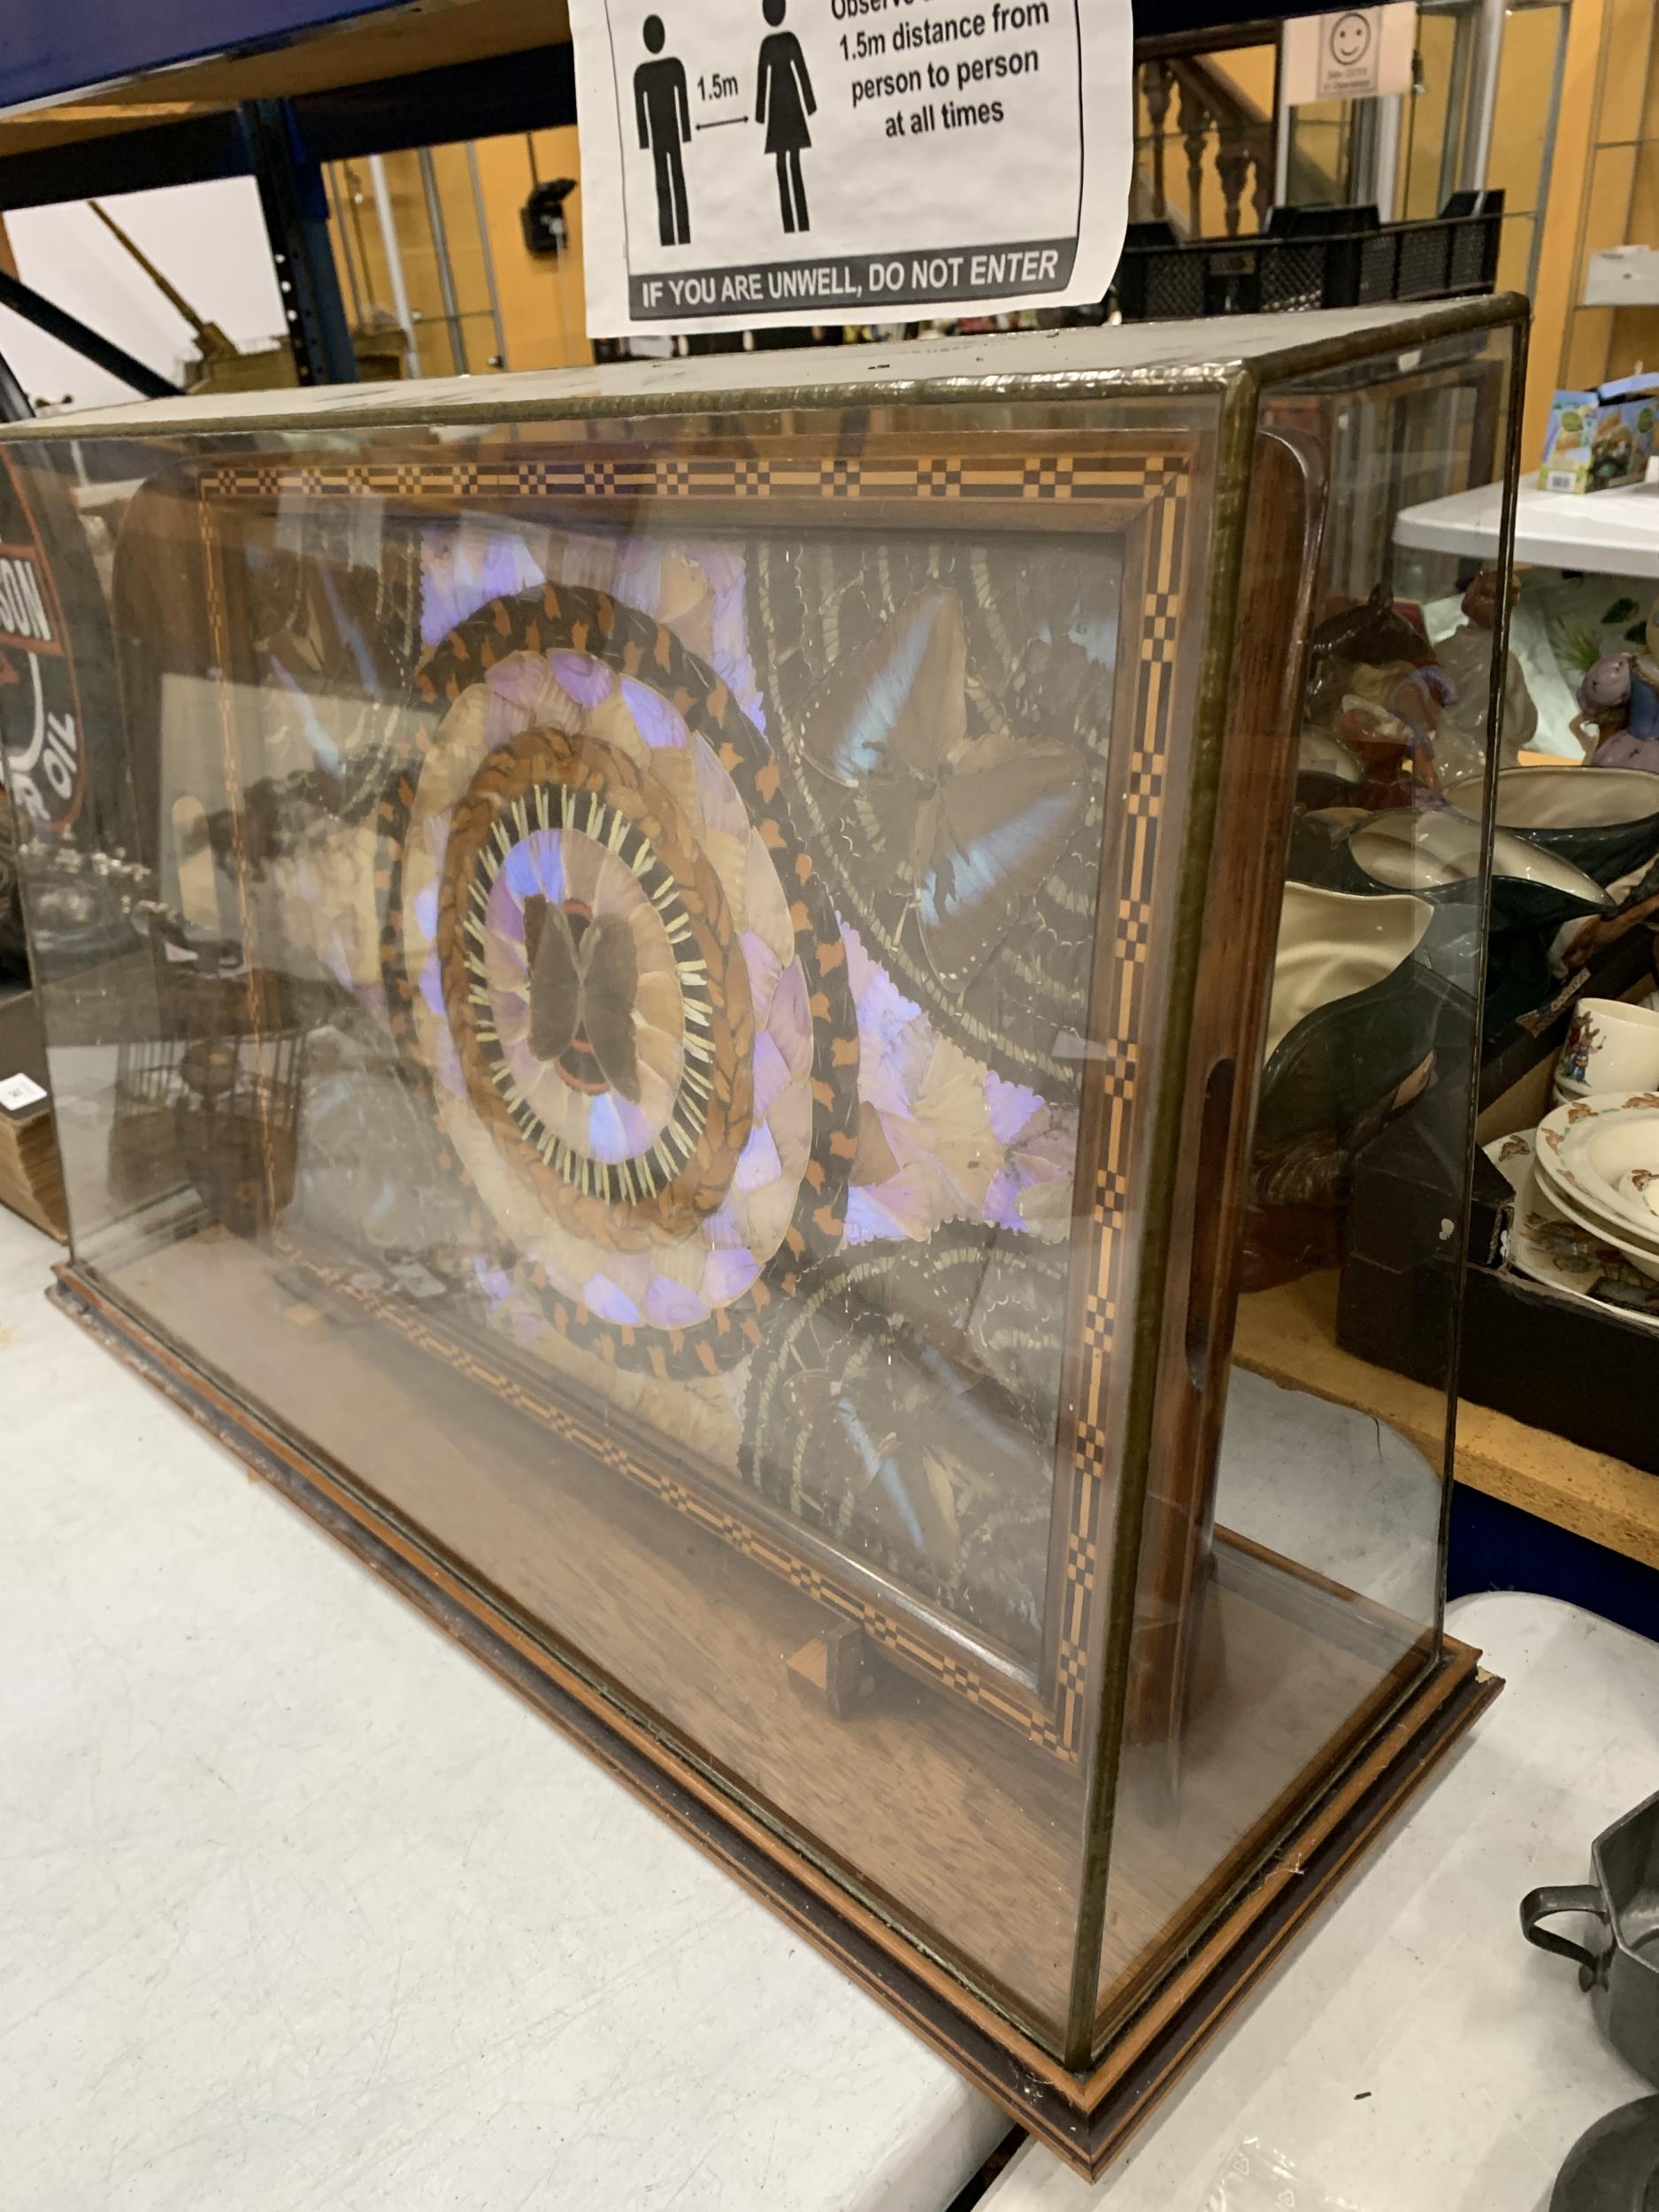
0,1206 -> 1007,2212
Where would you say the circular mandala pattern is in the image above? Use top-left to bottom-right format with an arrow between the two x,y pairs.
438,725 -> 754,1251
379,579 -> 860,1378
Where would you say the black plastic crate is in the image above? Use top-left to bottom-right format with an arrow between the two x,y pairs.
1114,191 -> 1504,321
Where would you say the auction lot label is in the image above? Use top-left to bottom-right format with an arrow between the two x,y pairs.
570,0 -> 1130,333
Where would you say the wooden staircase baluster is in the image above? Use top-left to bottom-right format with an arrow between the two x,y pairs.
1143,59 -> 1173,222
1178,76 -> 1211,238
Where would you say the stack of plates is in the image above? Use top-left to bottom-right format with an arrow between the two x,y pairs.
1535,1092 -> 1659,1282
1486,1128 -> 1659,1323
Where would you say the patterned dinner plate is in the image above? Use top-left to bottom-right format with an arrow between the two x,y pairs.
1537,1091 -> 1659,1244
1486,1129 -> 1659,1327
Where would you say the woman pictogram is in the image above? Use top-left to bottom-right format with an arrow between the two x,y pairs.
754,0 -> 817,234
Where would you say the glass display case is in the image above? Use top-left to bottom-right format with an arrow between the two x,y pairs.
0,298 -> 1524,2175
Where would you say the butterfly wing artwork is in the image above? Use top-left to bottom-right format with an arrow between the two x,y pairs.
790,581 -> 1085,997
580,912 -> 642,1103
522,894 -> 642,1102
784,1364 -> 962,1568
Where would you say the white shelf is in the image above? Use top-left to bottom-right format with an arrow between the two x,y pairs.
1394,477 -> 1659,579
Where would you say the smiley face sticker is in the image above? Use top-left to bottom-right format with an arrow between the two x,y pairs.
1328,12 -> 1373,67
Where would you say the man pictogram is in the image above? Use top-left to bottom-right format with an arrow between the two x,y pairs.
635,16 -> 692,246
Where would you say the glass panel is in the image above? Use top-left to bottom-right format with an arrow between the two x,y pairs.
1,392 -> 1223,2051
1094,322 -> 1518,2045
1285,103 -> 1356,204
0,313 -> 1519,2074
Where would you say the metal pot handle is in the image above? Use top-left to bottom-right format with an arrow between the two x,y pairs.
1520,1885 -> 1609,1972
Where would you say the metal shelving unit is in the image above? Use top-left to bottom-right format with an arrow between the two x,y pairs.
0,0 -> 579,396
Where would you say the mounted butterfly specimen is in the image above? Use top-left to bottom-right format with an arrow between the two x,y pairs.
521,891 -> 642,1102
795,584 -> 1086,995
781,1345 -> 1048,1580
249,517 -> 424,825
741,1224 -> 1068,1658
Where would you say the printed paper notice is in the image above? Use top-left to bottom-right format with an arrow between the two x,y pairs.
1280,4 -> 1417,106
569,0 -> 1132,334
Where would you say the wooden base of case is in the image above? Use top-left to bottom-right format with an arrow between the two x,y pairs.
50,1259 -> 1499,2180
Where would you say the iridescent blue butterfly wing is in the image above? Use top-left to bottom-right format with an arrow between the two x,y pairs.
795,583 -> 968,787
918,743 -> 1084,994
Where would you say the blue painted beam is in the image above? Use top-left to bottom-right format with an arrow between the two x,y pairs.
0,0 -> 407,113
1,0 -> 1313,120
0,40 -> 579,209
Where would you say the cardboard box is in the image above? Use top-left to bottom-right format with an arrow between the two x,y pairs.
1540,372 -> 1659,494
0,987 -> 65,1240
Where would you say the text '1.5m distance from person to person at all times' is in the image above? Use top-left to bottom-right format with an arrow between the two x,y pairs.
571,0 -> 1131,334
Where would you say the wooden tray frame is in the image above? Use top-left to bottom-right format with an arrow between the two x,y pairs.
51,1256 -> 1497,2181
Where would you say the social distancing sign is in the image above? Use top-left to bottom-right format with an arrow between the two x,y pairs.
569,0 -> 1132,334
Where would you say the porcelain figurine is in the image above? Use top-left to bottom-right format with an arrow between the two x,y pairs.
1579,652 -> 1634,721
1302,585 -> 1453,806
1432,567 -> 1537,777
1303,583 -> 1436,720
1332,688 -> 1438,803
1632,656 -> 1659,739
1572,599 -> 1659,760
1590,726 -> 1659,772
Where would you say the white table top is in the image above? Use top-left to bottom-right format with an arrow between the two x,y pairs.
9,1167 -> 1658,2212
0,1206 -> 1008,2211
1395,477 -> 1659,579
983,1588 -> 1659,2212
